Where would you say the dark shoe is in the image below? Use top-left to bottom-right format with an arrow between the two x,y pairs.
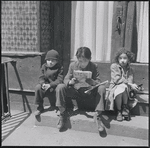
57,112 -> 66,130
116,111 -> 123,121
94,113 -> 104,132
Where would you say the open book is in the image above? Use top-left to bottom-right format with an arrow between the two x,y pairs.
73,70 -> 92,81
73,70 -> 92,89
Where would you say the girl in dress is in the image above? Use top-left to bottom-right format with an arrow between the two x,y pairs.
105,47 -> 139,121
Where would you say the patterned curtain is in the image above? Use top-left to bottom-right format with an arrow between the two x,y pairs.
71,1 -> 114,62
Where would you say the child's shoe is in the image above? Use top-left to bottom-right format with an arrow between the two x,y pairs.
57,111 -> 66,130
34,107 -> 44,116
116,110 -> 123,121
122,105 -> 130,121
94,113 -> 104,132
73,105 -> 79,111
122,105 -> 129,116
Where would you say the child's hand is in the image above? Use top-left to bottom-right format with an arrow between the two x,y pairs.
130,83 -> 138,91
69,78 -> 77,85
41,83 -> 45,90
42,83 -> 50,90
44,84 -> 51,90
86,78 -> 97,86
86,91 -> 91,95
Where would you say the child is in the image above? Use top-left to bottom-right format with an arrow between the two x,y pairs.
105,47 -> 139,121
61,47 -> 107,132
34,49 -> 66,130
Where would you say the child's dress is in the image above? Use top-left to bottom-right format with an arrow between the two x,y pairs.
105,63 -> 134,111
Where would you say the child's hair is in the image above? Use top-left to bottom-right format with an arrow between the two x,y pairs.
76,47 -> 91,59
114,47 -> 135,64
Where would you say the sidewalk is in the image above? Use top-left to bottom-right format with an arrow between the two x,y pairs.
1,110 -> 149,146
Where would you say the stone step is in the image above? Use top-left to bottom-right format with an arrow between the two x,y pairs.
34,106 -> 148,140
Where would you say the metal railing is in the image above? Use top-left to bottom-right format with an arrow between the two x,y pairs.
1,58 -> 16,121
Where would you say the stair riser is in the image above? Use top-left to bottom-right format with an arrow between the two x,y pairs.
35,115 -> 148,140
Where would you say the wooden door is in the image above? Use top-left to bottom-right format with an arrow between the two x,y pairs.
111,1 -> 128,62
111,1 -> 136,62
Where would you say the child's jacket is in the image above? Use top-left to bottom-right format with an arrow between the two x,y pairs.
38,63 -> 63,89
105,63 -> 134,110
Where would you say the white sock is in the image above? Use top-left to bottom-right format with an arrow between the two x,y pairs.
58,106 -> 65,114
95,110 -> 102,116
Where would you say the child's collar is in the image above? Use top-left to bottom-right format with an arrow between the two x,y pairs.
45,63 -> 58,68
117,63 -> 130,70
77,61 -> 90,70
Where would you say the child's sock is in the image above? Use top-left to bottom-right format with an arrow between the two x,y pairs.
95,110 -> 102,116
71,99 -> 78,111
58,106 -> 65,114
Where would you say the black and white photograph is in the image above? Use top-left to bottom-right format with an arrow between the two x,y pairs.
1,1 -> 149,146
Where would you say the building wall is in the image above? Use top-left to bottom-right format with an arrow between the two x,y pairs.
1,1 -> 40,52
1,1 -> 71,91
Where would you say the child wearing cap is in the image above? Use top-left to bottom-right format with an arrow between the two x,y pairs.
34,49 -> 66,130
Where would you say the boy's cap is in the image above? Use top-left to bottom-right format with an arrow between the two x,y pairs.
45,49 -> 59,60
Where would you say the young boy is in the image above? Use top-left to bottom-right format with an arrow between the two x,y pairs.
59,47 -> 107,132
34,49 -> 66,130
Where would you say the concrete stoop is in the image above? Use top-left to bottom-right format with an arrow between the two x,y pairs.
34,106 -> 149,140
10,92 -> 149,116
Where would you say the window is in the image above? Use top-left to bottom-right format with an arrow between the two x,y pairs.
71,1 -> 114,62
71,1 -> 148,63
136,1 -> 149,63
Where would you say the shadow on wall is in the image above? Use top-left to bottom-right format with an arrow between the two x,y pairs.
11,62 -> 32,113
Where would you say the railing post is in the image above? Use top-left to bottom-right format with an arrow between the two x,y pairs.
4,63 -> 11,116
1,65 -> 4,118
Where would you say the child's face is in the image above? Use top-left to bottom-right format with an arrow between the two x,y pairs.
77,57 -> 90,69
118,53 -> 129,67
46,59 -> 58,67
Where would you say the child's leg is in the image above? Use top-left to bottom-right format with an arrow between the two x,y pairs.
115,93 -> 122,111
34,84 -> 45,115
55,84 -> 67,113
67,87 -> 79,111
115,93 -> 123,121
71,98 -> 78,111
122,89 -> 128,105
94,85 -> 106,132
122,89 -> 130,116
95,85 -> 106,112
55,84 -> 67,130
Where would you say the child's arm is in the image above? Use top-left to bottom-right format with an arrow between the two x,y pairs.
127,68 -> 138,90
38,64 -> 46,86
110,63 -> 124,84
86,63 -> 101,85
127,67 -> 134,84
64,62 -> 74,86
49,66 -> 64,89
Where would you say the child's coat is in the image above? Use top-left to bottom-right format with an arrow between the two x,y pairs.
105,63 -> 134,110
